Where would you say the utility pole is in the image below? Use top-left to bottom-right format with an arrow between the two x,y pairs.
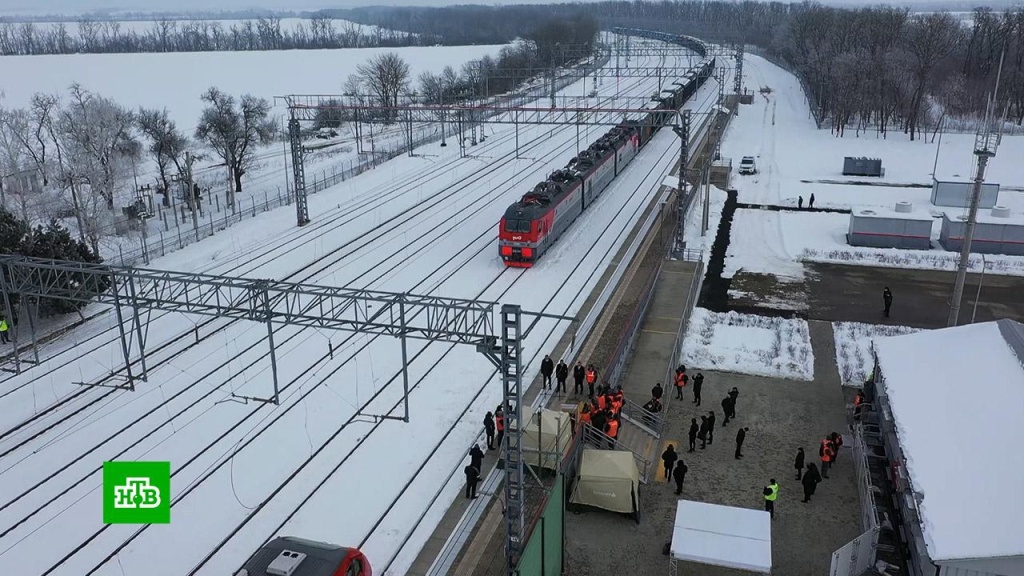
947,53 -> 1007,327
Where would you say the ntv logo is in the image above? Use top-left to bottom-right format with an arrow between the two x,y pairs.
103,461 -> 171,524
113,477 -> 162,509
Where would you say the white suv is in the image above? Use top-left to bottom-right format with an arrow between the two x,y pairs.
739,156 -> 757,175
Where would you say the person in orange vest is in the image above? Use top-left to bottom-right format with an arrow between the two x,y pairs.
819,437 -> 834,479
596,394 -> 607,411
830,432 -> 844,464
495,408 -> 505,451
674,368 -> 688,400
579,404 -> 592,428
853,390 -> 866,419
606,414 -> 619,448
585,364 -> 598,397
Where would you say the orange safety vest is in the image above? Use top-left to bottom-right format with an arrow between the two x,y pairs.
496,414 -> 505,432
597,395 -> 607,411
607,418 -> 619,438
675,372 -> 686,387
611,399 -> 623,414
580,411 -> 591,426
586,369 -> 596,384
854,394 -> 863,406
820,440 -> 833,463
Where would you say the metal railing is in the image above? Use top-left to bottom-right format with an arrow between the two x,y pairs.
580,422 -> 651,483
658,252 -> 704,421
618,396 -> 662,435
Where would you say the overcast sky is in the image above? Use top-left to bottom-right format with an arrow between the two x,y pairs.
1,0 -> 986,17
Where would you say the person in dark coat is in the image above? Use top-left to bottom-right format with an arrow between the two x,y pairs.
721,396 -> 735,426
706,411 -> 716,445
692,373 -> 703,405
688,418 -> 699,452
484,412 -> 496,450
661,445 -> 679,480
464,464 -> 480,499
883,287 -> 893,318
651,382 -> 664,400
540,355 -> 554,389
735,427 -> 748,459
573,361 -> 585,395
809,193 -> 815,208
801,463 -> 822,502
494,407 -> 505,451
591,409 -> 607,436
798,195 -> 804,209
698,416 -> 709,449
830,432 -> 844,464
673,460 -> 688,495
794,447 -> 805,480
470,444 -> 484,470
555,359 -> 568,394
727,387 -> 739,417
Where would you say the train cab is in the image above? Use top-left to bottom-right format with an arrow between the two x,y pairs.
498,213 -> 539,267
236,536 -> 371,576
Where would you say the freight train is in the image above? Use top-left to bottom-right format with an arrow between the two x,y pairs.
498,31 -> 715,268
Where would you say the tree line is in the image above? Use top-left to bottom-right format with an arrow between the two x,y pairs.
0,84 -> 275,255
0,16 -> 423,55
342,1 -> 1024,138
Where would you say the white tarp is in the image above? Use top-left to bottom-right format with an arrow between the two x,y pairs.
670,500 -> 772,573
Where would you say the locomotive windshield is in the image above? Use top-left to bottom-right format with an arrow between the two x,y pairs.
504,219 -> 532,233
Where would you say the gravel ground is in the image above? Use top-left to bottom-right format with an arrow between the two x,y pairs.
564,367 -> 861,575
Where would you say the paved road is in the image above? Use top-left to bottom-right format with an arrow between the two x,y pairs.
805,263 -> 1024,329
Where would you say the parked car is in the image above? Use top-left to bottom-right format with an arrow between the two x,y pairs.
739,156 -> 757,175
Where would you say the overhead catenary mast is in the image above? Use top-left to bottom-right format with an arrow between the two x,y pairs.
946,51 -> 1008,327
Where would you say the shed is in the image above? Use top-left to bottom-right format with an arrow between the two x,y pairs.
938,207 -> 1024,256
520,406 -> 573,470
847,202 -> 934,250
864,320 -> 1024,576
569,449 -> 640,519
842,157 -> 884,177
930,180 -> 1000,208
669,500 -> 772,575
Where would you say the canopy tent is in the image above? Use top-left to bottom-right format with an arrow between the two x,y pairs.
569,449 -> 640,520
669,500 -> 772,575
520,406 -> 573,470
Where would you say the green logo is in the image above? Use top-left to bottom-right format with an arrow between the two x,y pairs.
103,461 -> 171,524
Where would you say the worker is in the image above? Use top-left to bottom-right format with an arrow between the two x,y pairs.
763,478 -> 779,519
606,415 -> 619,448
495,408 -> 505,451
651,382 -> 663,400
579,404 -> 592,428
830,432 -> 844,464
0,316 -> 8,344
596,394 -> 607,411
661,444 -> 678,480
853,390 -> 866,418
464,463 -> 480,499
573,361 -> 586,395
585,364 -> 597,397
674,367 -> 687,399
484,412 -> 495,450
820,437 -> 834,479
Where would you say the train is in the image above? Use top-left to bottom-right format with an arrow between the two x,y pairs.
498,31 -> 716,268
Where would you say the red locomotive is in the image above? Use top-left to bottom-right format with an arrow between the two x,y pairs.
498,39 -> 715,268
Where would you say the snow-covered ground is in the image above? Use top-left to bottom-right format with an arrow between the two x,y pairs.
719,54 -> 1024,284
0,45 -> 503,132
681,308 -> 814,381
831,321 -> 923,386
0,40 -> 723,576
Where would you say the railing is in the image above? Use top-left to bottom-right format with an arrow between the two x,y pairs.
658,252 -> 704,421
618,396 -> 662,435
580,422 -> 651,483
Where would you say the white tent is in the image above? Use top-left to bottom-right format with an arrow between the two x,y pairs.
669,500 -> 772,575
519,406 -> 572,470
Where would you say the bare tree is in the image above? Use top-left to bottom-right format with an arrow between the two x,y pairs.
194,87 -> 276,208
357,52 -> 411,122
902,12 -> 963,140
137,107 -> 187,195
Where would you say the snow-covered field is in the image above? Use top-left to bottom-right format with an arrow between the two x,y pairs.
681,308 -> 814,381
0,40 -> 723,576
0,45 -> 503,132
832,321 -> 923,386
719,55 -> 1024,284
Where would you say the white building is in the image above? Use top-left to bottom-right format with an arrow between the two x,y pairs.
862,319 -> 1024,576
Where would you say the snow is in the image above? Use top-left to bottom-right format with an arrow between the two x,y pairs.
670,499 -> 771,573
0,39 -> 723,576
831,322 -> 922,386
719,54 -> 1024,283
873,321 -> 1024,561
0,45 -> 504,132
681,308 -> 814,381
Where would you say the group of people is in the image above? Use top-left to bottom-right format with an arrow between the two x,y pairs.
577,384 -> 626,446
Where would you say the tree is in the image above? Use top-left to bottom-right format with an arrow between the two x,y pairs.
194,87 -> 276,207
20,217 -> 108,318
137,107 -> 187,195
902,13 -> 963,140
357,52 -> 411,122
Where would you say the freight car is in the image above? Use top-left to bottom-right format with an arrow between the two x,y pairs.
498,31 -> 714,267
